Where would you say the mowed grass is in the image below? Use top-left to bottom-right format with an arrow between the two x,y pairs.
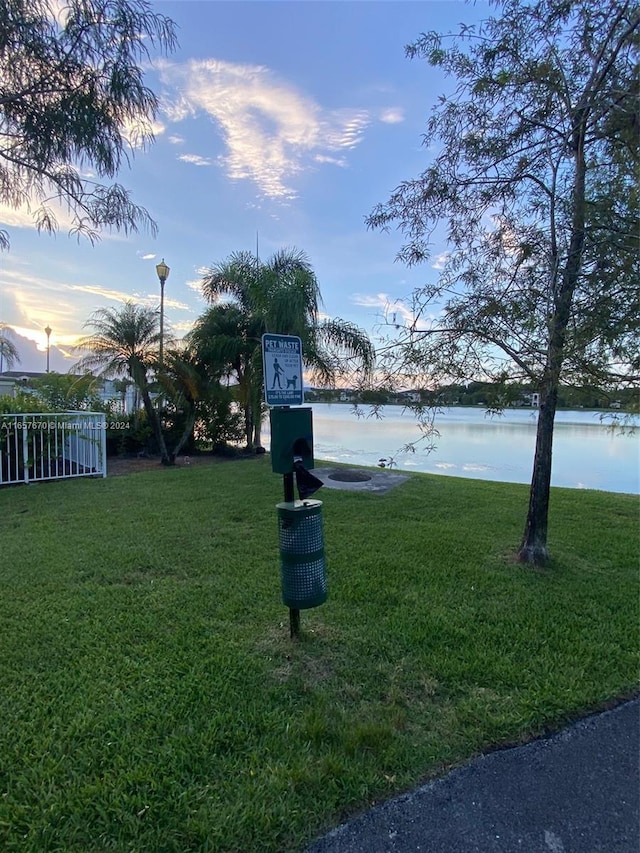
0,457 -> 637,852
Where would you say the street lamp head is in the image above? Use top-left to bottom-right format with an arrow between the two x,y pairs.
45,325 -> 52,337
156,259 -> 170,283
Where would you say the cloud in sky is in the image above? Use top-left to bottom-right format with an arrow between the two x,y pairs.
10,324 -> 76,352
431,252 -> 450,270
0,196 -> 77,234
172,319 -> 198,333
0,186 -> 133,243
0,56 -> 401,239
352,291 -> 413,323
157,59 -> 372,199
1,264 -> 190,355
63,284 -> 189,312
178,153 -> 213,167
379,107 -> 405,124
314,154 -> 347,167
121,117 -> 165,150
351,292 -> 434,332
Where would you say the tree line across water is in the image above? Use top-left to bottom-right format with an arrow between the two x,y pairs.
308,383 -> 637,411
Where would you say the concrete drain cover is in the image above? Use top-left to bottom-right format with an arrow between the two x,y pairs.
328,469 -> 372,483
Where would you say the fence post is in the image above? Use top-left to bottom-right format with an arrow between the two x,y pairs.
100,413 -> 107,477
21,415 -> 29,484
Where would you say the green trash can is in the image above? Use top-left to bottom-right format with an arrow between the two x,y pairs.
277,499 -> 327,609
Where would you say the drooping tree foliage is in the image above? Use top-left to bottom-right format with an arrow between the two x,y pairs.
366,0 -> 639,565
0,0 -> 177,249
193,247 -> 375,447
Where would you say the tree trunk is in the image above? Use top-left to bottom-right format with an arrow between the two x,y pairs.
244,403 -> 254,449
133,387 -> 140,429
518,121 -> 587,566
172,408 -> 196,459
253,416 -> 262,448
518,380 -> 558,565
252,396 -> 265,447
139,383 -> 173,465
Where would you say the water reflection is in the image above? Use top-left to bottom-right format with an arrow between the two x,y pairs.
265,404 -> 639,494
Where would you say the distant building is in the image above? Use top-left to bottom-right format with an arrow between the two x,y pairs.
0,371 -> 40,397
0,376 -> 16,397
396,390 -> 421,404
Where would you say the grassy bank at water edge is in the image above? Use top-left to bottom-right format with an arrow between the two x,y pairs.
0,457 -> 637,852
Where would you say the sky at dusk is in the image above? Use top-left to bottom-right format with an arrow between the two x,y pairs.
0,0 -> 490,373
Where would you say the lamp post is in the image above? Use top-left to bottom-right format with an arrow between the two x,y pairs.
44,325 -> 52,373
155,258 -> 170,369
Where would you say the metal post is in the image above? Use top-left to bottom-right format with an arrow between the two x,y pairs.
45,325 -> 51,373
100,412 -> 107,478
155,259 -> 170,371
283,471 -> 301,639
159,278 -> 165,369
21,415 -> 29,484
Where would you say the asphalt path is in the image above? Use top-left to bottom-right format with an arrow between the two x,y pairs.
306,697 -> 640,853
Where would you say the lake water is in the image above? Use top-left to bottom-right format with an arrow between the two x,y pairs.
265,404 -> 639,495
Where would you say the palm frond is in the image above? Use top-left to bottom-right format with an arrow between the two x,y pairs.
0,325 -> 20,371
73,301 -> 161,378
192,247 -> 373,441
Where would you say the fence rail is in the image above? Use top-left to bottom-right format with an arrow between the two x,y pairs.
0,412 -> 107,486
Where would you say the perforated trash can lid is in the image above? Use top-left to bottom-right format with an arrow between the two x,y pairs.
276,499 -> 323,511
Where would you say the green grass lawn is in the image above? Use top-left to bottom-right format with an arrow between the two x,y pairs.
0,457 -> 638,852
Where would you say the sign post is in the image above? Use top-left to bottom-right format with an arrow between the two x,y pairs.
263,333 -> 304,637
264,334 -> 327,641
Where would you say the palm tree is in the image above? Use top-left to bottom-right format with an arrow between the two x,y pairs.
0,324 -> 20,373
74,301 -> 173,465
198,247 -> 374,446
157,345 -> 226,458
188,303 -> 263,448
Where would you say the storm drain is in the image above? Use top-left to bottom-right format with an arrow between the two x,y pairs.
327,469 -> 372,483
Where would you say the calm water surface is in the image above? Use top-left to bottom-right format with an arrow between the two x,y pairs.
266,404 -> 639,494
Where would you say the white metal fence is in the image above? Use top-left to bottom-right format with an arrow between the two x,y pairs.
0,412 -> 107,486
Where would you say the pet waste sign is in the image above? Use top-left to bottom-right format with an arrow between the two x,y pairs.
262,334 -> 304,407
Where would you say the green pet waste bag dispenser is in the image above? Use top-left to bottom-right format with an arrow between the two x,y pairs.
270,407 -> 327,610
